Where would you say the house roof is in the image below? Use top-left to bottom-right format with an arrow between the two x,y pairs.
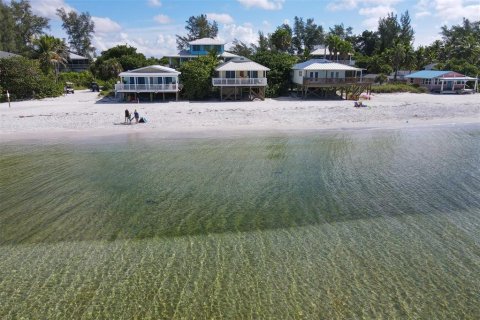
68,52 -> 88,60
0,51 -> 20,58
215,57 -> 270,72
220,51 -> 240,58
310,46 -> 352,56
119,65 -> 180,76
163,51 -> 239,59
189,38 -> 225,45
405,70 -> 452,79
292,59 -> 362,71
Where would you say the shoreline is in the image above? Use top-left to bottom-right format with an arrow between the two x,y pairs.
1,90 -> 479,142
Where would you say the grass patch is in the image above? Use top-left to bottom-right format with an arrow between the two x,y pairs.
371,83 -> 428,93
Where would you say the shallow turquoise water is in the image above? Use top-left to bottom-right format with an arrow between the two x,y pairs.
0,127 -> 479,318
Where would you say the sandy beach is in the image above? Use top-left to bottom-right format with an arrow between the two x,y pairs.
1,90 -> 479,141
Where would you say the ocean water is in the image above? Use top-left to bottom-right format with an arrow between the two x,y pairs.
0,126 -> 479,319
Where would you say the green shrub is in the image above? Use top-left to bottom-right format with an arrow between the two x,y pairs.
371,84 -> 427,93
179,55 -> 217,100
58,71 -> 95,89
0,57 -> 63,101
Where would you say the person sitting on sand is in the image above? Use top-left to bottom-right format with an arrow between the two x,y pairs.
134,109 -> 139,123
354,101 -> 362,108
125,108 -> 131,123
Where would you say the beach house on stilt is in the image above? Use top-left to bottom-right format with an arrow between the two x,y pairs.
292,59 -> 371,99
212,57 -> 270,101
163,38 -> 239,67
115,65 -> 181,101
405,70 -> 478,94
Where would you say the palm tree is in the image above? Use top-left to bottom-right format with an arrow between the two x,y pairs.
326,34 -> 342,61
33,35 -> 68,82
99,58 -> 123,81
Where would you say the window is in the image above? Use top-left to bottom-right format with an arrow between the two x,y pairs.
226,71 -> 235,78
335,72 -> 339,78
299,71 -> 302,77
203,45 -> 211,51
192,45 -> 200,51
137,77 -> 146,85
330,72 -> 334,78
248,71 -> 258,78
157,77 -> 163,84
165,77 -> 173,84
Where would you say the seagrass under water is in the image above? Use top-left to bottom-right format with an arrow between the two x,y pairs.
0,126 -> 479,319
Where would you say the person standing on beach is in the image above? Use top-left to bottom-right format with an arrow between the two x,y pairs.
125,108 -> 131,123
134,109 -> 139,123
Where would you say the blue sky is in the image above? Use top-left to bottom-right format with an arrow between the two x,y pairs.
29,0 -> 480,57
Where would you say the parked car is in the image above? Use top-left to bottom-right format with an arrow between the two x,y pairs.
65,82 -> 74,94
91,82 -> 100,92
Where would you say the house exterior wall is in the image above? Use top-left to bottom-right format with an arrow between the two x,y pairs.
407,77 -> 468,92
217,70 -> 266,78
292,69 -> 347,85
189,44 -> 224,55
116,74 -> 180,92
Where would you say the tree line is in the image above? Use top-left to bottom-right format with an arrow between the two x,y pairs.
1,1 -> 479,100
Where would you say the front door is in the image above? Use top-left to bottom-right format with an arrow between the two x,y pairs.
445,81 -> 453,90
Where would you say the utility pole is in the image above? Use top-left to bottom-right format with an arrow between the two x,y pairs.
7,90 -> 11,108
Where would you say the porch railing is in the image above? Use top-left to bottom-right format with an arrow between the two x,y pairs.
115,83 -> 179,92
212,78 -> 268,86
303,77 -> 374,85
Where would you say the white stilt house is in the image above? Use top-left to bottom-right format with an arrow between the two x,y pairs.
115,65 -> 181,101
212,57 -> 270,100
292,59 -> 371,99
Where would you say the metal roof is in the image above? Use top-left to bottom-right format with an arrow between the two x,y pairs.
220,51 -> 240,58
162,51 -> 239,59
68,52 -> 88,60
215,58 -> 270,72
189,38 -> 225,45
292,59 -> 362,71
405,70 -> 451,79
310,46 -> 352,56
119,65 -> 180,76
0,51 -> 20,58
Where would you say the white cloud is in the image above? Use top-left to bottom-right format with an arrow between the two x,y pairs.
30,0 -> 75,18
92,17 -> 121,34
414,0 -> 480,23
221,23 -> 258,47
327,0 -> 402,11
415,11 -> 431,18
154,14 -> 173,24
359,6 -> 396,30
206,13 -> 234,24
237,0 -> 285,10
148,0 -> 161,7
432,0 -> 480,21
327,0 -> 358,11
93,31 -> 178,57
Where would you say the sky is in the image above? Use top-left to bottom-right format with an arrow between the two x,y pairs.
28,0 -> 480,58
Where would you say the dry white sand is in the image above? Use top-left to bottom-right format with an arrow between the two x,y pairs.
1,90 -> 479,141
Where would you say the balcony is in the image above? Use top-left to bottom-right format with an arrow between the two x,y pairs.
115,83 -> 180,92
212,78 -> 268,86
303,77 -> 374,86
